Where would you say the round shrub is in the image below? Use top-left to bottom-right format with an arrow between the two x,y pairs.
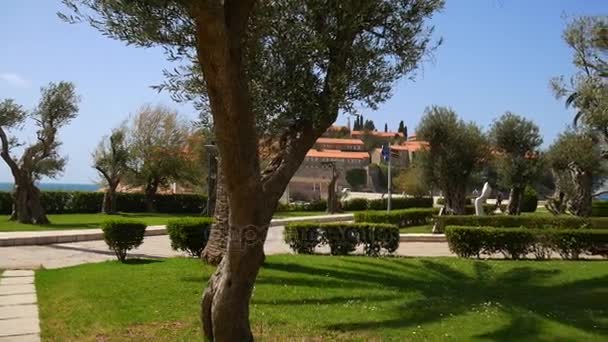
167,217 -> 213,257
101,219 -> 147,262
521,186 -> 538,212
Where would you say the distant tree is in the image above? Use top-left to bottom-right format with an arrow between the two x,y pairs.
489,113 -> 543,215
384,123 -> 388,132
547,129 -> 606,217
124,104 -> 194,212
398,120 -> 405,133
417,106 -> 488,214
363,119 -> 376,131
393,166 -> 429,197
0,81 -> 79,224
403,125 -> 408,139
92,125 -> 130,214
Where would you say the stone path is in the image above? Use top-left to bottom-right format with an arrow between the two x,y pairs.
0,226 -> 453,269
0,270 -> 40,341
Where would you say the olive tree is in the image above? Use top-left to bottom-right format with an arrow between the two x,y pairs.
61,0 -> 444,339
417,106 -> 488,214
92,124 -> 130,214
547,129 -> 606,217
488,113 -> 543,215
0,82 -> 79,224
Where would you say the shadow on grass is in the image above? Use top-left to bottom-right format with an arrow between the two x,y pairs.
122,259 -> 163,265
260,257 -> 608,339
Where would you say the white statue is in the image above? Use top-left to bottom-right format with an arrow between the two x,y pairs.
475,182 -> 492,216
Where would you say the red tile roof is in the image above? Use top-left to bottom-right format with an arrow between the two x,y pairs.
400,140 -> 428,151
315,137 -> 364,145
351,130 -> 404,138
306,149 -> 369,160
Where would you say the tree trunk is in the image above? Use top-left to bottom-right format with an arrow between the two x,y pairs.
102,181 -> 119,214
445,184 -> 466,215
326,168 -> 339,214
10,178 -> 49,224
567,164 -> 593,217
201,160 -> 229,265
144,181 -> 158,212
507,186 -> 523,215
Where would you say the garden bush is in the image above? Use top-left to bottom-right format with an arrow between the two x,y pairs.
284,222 -> 399,256
101,219 -> 147,262
341,198 -> 368,211
283,223 -> 320,254
592,201 -> 608,217
521,186 -> 538,213
0,191 -> 206,214
445,226 -> 608,260
367,197 -> 433,210
166,217 -> 213,257
433,215 -> 608,233
354,208 -> 438,227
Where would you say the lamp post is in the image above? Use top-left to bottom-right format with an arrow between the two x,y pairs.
203,143 -> 218,216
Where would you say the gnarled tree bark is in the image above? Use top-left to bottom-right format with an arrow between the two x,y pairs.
507,186 -> 523,215
201,158 -> 229,265
567,163 -> 593,217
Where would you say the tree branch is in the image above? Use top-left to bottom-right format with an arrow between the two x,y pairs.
0,126 -> 20,177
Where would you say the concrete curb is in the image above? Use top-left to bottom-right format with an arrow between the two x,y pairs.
0,213 -> 354,247
399,233 -> 446,243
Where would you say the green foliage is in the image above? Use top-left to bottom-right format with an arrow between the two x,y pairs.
101,219 -> 147,262
284,222 -> 399,256
446,226 -> 608,260
340,198 -> 368,211
0,191 -> 206,215
393,167 -> 429,197
345,168 -> 367,190
521,186 -> 538,212
434,215 -> 608,233
366,197 -> 433,210
166,218 -> 213,257
417,106 -> 488,213
354,208 -> 438,227
489,112 -> 543,198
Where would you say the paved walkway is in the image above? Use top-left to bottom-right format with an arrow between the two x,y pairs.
0,226 -> 453,269
0,270 -> 40,341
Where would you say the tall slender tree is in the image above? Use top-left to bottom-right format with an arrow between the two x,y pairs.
62,1 -> 444,339
384,123 -> 388,132
92,125 -> 130,214
0,82 -> 79,224
398,120 -> 405,133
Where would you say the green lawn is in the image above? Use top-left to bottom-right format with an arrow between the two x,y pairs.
36,256 -> 607,341
272,211 -> 329,218
399,225 -> 433,234
0,213 -> 202,232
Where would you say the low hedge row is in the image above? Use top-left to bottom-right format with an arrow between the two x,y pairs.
284,222 -> 399,256
445,226 -> 608,260
433,215 -> 608,233
354,208 -> 439,227
342,197 -> 433,211
166,217 -> 214,257
0,191 -> 206,214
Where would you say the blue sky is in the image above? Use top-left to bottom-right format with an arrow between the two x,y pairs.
0,0 -> 606,183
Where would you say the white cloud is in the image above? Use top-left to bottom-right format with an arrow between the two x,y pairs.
0,73 -> 30,88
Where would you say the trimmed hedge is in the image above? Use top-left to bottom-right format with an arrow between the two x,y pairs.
445,226 -> 608,260
0,191 -> 206,214
342,196 -> 433,211
101,219 -> 147,262
433,215 -> 608,233
354,208 -> 439,227
284,222 -> 399,256
521,187 -> 538,212
166,217 -> 213,257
